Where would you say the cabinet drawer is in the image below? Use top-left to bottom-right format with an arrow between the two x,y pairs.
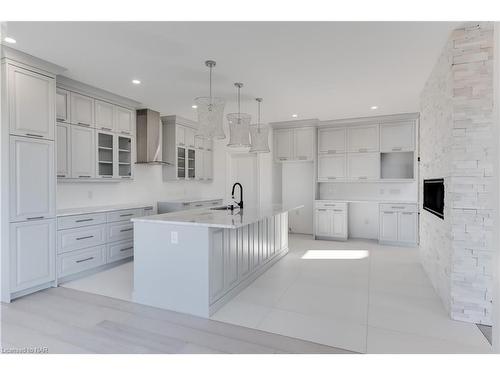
379,203 -> 417,213
107,240 -> 134,263
315,201 -> 347,210
107,208 -> 143,223
57,225 -> 106,254
107,221 -> 134,242
57,213 -> 107,230
58,246 -> 106,277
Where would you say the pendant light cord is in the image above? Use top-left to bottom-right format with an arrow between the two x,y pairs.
237,86 -> 241,116
209,66 -> 212,102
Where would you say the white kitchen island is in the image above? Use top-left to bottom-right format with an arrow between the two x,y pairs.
131,204 -> 301,318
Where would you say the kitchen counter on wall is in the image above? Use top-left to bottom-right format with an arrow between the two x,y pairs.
315,199 -> 418,204
132,204 -> 303,229
57,203 -> 154,217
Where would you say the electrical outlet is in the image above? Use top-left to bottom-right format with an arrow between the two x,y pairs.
171,231 -> 178,244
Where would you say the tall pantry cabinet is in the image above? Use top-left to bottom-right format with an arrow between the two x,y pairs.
1,48 -> 63,302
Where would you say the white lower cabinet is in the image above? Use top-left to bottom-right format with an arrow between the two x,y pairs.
314,204 -> 348,240
379,203 -> 418,245
56,205 -> 153,281
10,219 -> 56,293
209,214 -> 288,305
107,240 -> 134,263
58,246 -> 106,278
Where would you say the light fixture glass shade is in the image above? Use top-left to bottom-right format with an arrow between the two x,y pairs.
227,113 -> 251,147
194,96 -> 226,139
249,123 -> 270,153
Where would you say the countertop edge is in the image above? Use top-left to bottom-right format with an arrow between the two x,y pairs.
57,203 -> 155,217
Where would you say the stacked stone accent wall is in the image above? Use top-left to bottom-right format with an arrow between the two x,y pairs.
420,22 -> 494,324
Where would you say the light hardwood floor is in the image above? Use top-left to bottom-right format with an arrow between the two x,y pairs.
0,286 -> 353,354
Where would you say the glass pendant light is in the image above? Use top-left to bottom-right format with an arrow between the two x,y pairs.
194,60 -> 226,139
227,82 -> 251,147
249,98 -> 270,153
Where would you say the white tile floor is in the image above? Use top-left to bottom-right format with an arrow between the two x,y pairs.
62,234 -> 493,353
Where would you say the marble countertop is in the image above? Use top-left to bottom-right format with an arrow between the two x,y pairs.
315,199 -> 418,204
57,203 -> 154,217
132,204 -> 303,229
158,197 -> 223,204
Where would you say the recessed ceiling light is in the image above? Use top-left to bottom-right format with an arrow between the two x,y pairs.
4,37 -> 16,44
132,79 -> 141,85
370,105 -> 378,110
192,105 -> 198,109
292,114 -> 298,118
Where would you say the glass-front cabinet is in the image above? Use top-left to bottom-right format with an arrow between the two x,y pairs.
118,135 -> 132,178
177,146 -> 186,178
96,131 -> 114,179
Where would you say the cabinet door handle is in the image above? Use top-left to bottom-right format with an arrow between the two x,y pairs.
358,148 -> 367,152
358,176 -> 368,180
317,209 -> 327,211
119,213 -> 134,217
26,133 -> 43,138
383,211 -> 395,214
121,176 -> 131,179
195,204 -> 203,207
101,127 -> 112,131
401,212 -> 414,215
78,175 -> 91,178
75,218 -> 93,223
76,257 -> 94,263
120,228 -> 133,232
144,207 -> 153,211
324,204 -> 336,207
27,216 -> 45,220
327,177 -> 337,180
333,209 -> 344,212
77,122 -> 90,127
392,147 -> 402,151
120,246 -> 133,252
76,235 -> 94,241
297,156 -> 307,160
327,150 -> 337,154
57,174 -> 66,178
391,206 -> 405,209
56,118 -> 66,122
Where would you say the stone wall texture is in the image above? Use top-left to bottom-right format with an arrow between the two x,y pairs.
420,22 -> 494,325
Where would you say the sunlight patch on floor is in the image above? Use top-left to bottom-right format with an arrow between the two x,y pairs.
301,249 -> 369,260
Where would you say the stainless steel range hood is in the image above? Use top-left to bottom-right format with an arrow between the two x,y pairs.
136,108 -> 171,165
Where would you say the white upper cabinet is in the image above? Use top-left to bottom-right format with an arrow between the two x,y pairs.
380,121 -> 415,152
204,150 -> 213,180
8,65 -> 55,140
10,219 -> 56,292
274,127 -> 315,162
176,125 -> 186,146
70,125 -> 95,179
95,100 -> 115,131
56,88 -> 70,123
56,123 -> 71,178
114,106 -> 134,135
318,127 -> 345,153
347,124 -> 379,153
70,92 -> 94,127
347,152 -> 380,180
10,136 -> 55,222
294,128 -> 315,161
184,127 -> 195,148
274,129 -> 293,161
318,154 -> 345,181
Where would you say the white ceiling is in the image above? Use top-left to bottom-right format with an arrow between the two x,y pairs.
3,22 -> 458,123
